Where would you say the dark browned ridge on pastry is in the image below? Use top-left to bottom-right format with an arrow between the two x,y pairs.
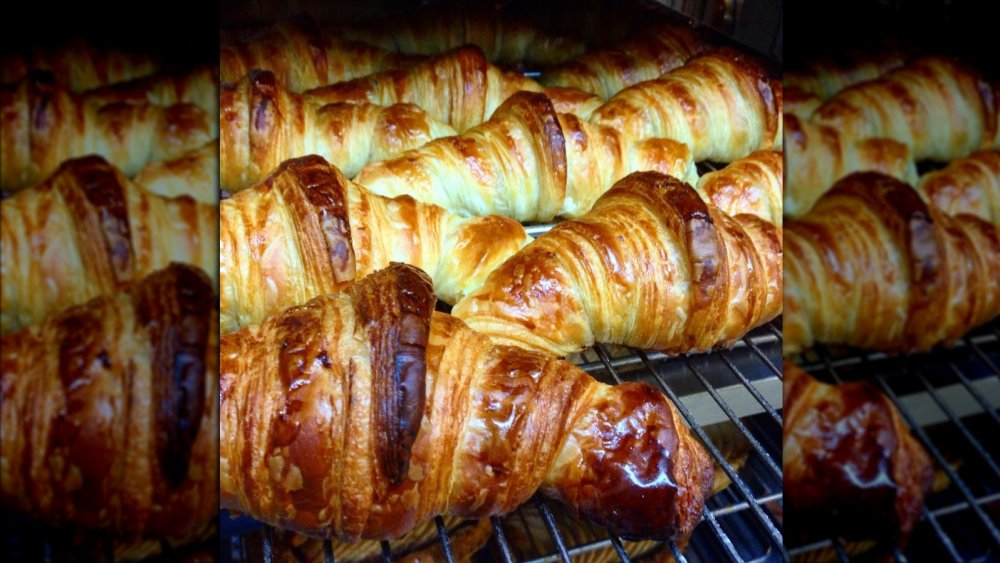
1,263 -> 217,543
783,363 -> 934,546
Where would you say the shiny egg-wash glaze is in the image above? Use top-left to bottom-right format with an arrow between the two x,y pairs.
918,149 -> 1000,224
784,172 -> 1000,354
220,264 -> 713,542
85,65 -> 219,115
452,171 -> 783,357
0,74 -> 217,191
219,155 -> 531,332
355,91 -> 698,222
1,264 -> 217,547
220,70 -> 456,191
695,150 -> 783,227
1,156 -> 218,334
303,46 -> 602,133
0,42 -> 158,91
590,48 -> 783,164
783,363 -> 933,546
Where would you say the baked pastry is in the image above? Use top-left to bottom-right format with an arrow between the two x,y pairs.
811,56 -> 998,162
303,46 -> 598,132
1,73 -> 217,190
355,91 -> 698,222
784,49 -> 909,100
220,69 -> 455,191
783,113 -> 918,218
334,2 -> 585,66
782,86 -> 822,119
86,65 -> 219,115
784,362 -> 933,546
452,171 -> 782,356
1,263 -> 217,548
219,20 -> 417,91
918,149 -> 1000,223
784,172 -> 1000,354
1,156 -> 218,333
219,263 -> 713,541
134,140 -> 219,204
539,22 -> 704,100
696,150 -> 783,227
0,41 -> 158,91
219,155 -> 530,332
590,48 -> 782,163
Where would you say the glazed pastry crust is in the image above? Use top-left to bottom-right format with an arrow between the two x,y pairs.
1,157 -> 218,333
784,172 -> 1000,354
696,150 -> 783,227
134,140 -> 219,204
219,264 -> 713,542
918,150 -> 1000,223
219,155 -> 530,332
1,263 -> 218,546
1,42 -> 158,91
452,171 -> 782,356
356,91 -> 698,222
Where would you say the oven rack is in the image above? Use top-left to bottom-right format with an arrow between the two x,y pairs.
788,319 -> 1000,562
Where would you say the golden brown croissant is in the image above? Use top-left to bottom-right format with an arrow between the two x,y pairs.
85,65 -> 219,115
133,139 -> 219,204
220,263 -> 713,542
783,113 -> 918,218
1,156 -> 218,333
784,49 -> 909,100
219,20 -> 417,91
1,263 -> 217,549
590,48 -> 782,163
918,149 -> 1000,223
452,171 -> 782,357
783,362 -> 933,546
784,172 -> 1000,354
220,155 -> 530,332
539,22 -> 704,100
0,41 -> 158,91
334,2 -> 585,66
811,56 -> 998,162
303,46 -> 594,132
782,86 -> 822,119
355,91 -> 698,222
220,69 -> 456,191
0,73 -> 217,191
696,150 -> 783,227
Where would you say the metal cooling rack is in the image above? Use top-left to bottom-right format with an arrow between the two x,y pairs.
788,320 -> 1000,562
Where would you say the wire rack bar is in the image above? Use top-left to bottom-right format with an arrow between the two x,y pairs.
719,351 -> 783,424
323,539 -> 335,563
491,517 -> 516,563
534,498 -> 572,563
700,507 -> 743,562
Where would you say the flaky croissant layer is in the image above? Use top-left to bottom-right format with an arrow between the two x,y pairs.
220,264 -> 713,542
1,263 -> 218,546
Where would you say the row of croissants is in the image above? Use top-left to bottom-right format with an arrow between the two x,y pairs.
781,45 -> 999,553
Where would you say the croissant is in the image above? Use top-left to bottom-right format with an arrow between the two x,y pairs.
782,86 -> 821,119
220,263 -> 713,542
0,74 -> 217,191
134,140 -> 219,204
1,156 -> 218,333
1,263 -> 217,548
783,113 -> 918,218
695,150 -> 783,227
784,49 -> 908,100
452,171 -> 782,357
918,149 -> 1000,223
783,362 -> 933,546
85,65 -> 219,115
220,70 -> 455,191
784,172 -> 1000,354
590,48 -> 782,163
355,91 -> 698,222
539,21 -> 704,100
334,2 -> 585,66
303,46 -> 596,132
0,41 -> 158,91
220,155 -> 530,332
219,21 -> 416,91
811,56 -> 998,162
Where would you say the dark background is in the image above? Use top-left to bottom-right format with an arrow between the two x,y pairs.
784,0 -> 997,75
